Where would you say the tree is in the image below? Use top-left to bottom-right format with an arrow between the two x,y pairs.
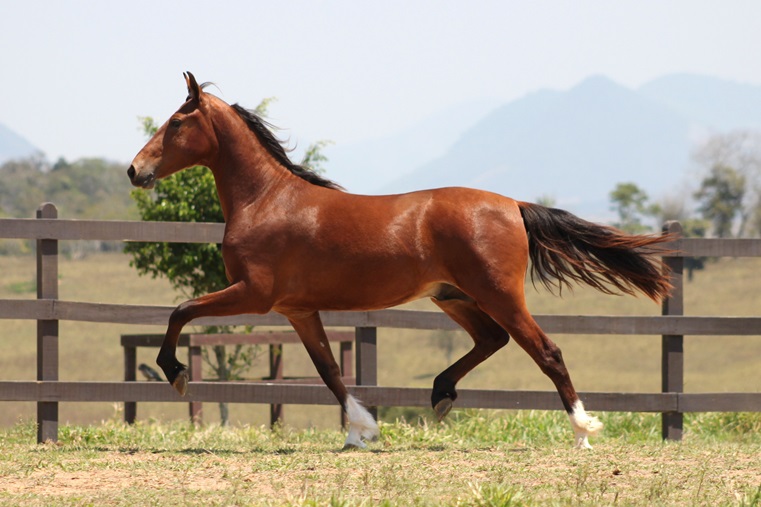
126,100 -> 331,425
300,139 -> 333,174
609,182 -> 659,234
0,155 -> 136,255
694,164 -> 746,238
692,130 -> 761,237
535,195 -> 557,208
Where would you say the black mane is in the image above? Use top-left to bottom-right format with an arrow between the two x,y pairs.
231,103 -> 342,190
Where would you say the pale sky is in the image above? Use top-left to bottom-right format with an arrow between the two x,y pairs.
2,0 -> 761,166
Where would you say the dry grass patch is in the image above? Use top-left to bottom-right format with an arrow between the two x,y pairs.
0,413 -> 759,506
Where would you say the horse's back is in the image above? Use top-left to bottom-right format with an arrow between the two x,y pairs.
334,185 -> 523,222
341,185 -> 529,280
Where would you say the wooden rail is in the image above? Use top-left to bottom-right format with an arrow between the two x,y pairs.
122,331 -> 354,426
1,203 -> 760,444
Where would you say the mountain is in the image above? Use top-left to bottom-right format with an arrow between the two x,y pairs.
0,123 -> 40,163
351,74 -> 761,220
380,75 -> 696,218
322,99 -> 500,194
639,74 -> 761,131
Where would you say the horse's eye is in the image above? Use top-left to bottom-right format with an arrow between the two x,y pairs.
170,118 -> 181,128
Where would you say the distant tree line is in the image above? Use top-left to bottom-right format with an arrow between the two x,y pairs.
1,128 -> 760,254
0,155 -> 138,255
606,130 -> 761,280
608,130 -> 761,238
0,155 -> 137,220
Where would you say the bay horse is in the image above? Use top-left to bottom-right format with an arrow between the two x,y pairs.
128,72 -> 672,449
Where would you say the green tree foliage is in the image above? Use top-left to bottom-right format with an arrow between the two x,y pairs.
124,166 -> 225,298
692,130 -> 761,237
609,182 -> 659,234
535,195 -> 557,208
694,164 -> 746,238
0,156 -> 136,220
300,139 -> 333,175
0,155 -> 137,255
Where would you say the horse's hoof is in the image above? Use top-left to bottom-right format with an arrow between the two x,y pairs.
342,441 -> 366,451
434,398 -> 453,422
172,369 -> 189,396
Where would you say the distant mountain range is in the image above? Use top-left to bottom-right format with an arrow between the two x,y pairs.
0,123 -> 39,163
327,74 -> 761,220
322,99 -> 501,193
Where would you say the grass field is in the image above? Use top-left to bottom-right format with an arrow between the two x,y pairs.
1,252 -> 760,505
0,411 -> 759,506
0,252 -> 760,430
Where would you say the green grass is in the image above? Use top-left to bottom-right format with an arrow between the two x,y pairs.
0,412 -> 759,506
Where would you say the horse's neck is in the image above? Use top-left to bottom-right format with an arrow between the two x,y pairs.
210,119 -> 293,221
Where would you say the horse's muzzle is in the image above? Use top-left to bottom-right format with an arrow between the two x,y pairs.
127,165 -> 156,189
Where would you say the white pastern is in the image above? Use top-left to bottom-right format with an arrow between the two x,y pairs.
568,399 -> 603,449
343,394 -> 380,449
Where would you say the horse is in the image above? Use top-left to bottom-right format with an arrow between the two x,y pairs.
128,72 -> 672,449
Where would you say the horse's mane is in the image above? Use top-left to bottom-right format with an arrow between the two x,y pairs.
230,103 -> 343,190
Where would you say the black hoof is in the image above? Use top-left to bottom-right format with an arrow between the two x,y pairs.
434,398 -> 453,421
160,361 -> 189,397
431,376 -> 458,421
171,369 -> 189,396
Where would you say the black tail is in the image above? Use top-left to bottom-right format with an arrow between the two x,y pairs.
518,202 -> 673,301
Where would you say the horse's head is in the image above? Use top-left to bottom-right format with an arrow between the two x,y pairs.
128,72 -> 218,189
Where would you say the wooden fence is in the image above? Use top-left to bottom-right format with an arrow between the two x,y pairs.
1,203 -> 760,444
121,330 -> 356,426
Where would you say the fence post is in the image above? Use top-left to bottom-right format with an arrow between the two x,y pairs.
661,221 -> 684,441
36,203 -> 59,443
355,326 -> 378,419
269,343 -> 283,426
188,345 -> 203,424
123,344 -> 137,424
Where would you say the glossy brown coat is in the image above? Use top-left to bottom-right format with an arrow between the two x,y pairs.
129,73 -> 672,447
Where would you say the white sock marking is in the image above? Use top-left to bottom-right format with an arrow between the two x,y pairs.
343,394 -> 379,448
568,399 -> 603,449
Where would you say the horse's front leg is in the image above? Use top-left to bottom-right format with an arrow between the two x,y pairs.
157,282 -> 250,395
288,311 -> 379,449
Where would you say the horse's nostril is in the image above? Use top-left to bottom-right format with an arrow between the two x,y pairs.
127,165 -> 136,180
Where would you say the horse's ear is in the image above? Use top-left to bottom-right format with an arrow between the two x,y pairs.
184,71 -> 201,102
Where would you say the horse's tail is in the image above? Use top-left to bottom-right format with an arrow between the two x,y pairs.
517,201 -> 673,301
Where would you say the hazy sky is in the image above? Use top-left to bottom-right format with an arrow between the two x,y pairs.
2,1 -> 761,165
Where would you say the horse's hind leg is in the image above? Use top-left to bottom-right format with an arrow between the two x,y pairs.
477,294 -> 603,449
430,288 -> 511,421
288,311 -> 379,449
